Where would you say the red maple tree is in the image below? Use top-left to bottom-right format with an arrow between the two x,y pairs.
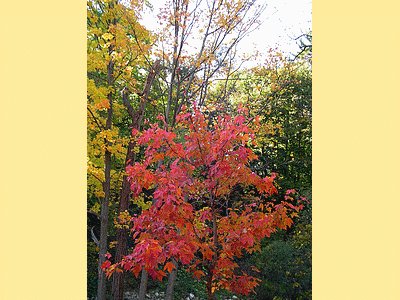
102,106 -> 304,299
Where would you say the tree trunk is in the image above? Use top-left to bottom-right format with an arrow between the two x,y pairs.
112,60 -> 161,300
97,150 -> 111,300
97,60 -> 114,300
96,3 -> 117,294
165,259 -> 178,300
111,140 -> 135,300
205,201 -> 218,300
206,266 -> 214,300
164,194 -> 188,299
138,267 -> 149,300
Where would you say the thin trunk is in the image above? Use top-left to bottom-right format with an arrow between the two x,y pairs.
138,267 -> 149,300
206,264 -> 214,300
97,55 -> 114,300
165,0 -> 182,126
165,259 -> 178,300
164,195 -> 188,299
97,149 -> 111,300
206,199 -> 218,300
97,4 -> 117,297
111,122 -> 138,300
158,6 -> 182,294
113,60 -> 161,300
111,144 -> 133,300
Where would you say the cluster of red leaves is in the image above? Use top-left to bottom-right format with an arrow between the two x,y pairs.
102,107 -> 304,296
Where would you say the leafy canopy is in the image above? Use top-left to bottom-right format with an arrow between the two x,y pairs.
102,107 -> 304,297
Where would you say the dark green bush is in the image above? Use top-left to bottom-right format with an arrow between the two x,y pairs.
250,240 -> 311,300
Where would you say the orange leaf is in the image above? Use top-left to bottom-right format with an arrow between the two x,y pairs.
193,270 -> 205,280
164,261 -> 176,273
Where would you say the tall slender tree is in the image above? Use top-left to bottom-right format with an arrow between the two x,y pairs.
112,60 -> 161,300
87,1 -> 153,299
135,2 -> 267,297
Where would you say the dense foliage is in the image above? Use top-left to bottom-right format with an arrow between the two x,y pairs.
102,107 -> 305,299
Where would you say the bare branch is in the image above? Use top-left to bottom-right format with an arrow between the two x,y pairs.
87,107 -> 106,131
91,226 -> 100,246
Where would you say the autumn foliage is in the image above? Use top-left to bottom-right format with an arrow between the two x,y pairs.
101,106 -> 304,299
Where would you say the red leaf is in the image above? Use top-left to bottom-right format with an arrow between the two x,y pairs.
101,260 -> 111,270
193,270 -> 205,280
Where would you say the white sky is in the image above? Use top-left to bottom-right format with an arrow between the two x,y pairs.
241,0 -> 312,56
140,0 -> 312,62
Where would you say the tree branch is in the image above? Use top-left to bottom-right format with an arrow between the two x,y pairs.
87,107 -> 106,131
87,210 -> 101,219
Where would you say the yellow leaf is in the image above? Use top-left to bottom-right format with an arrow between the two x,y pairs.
102,32 -> 113,41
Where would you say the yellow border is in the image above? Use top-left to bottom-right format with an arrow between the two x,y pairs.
1,1 -> 86,299
314,1 -> 399,299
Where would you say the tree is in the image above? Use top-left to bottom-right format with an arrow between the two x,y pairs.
228,50 -> 312,193
134,1 -> 268,297
251,239 -> 311,299
201,50 -> 312,299
102,107 -> 304,300
152,0 -> 266,126
293,30 -> 312,64
228,51 -> 312,300
113,60 -> 161,300
87,1 -> 153,299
